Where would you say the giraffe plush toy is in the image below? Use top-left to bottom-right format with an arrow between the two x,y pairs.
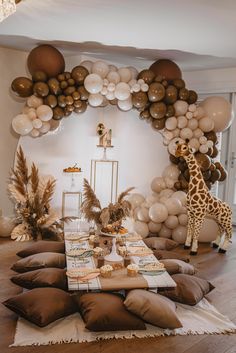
175,143 -> 232,255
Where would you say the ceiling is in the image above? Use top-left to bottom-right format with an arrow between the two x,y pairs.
1,0 -> 236,71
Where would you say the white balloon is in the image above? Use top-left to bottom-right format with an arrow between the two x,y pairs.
168,137 -> 185,156
198,116 -> 215,132
199,136 -> 207,144
106,71 -> 120,84
159,189 -> 174,199
88,93 -> 103,107
141,83 -> 149,92
164,177 -> 175,189
193,128 -> 204,138
103,78 -> 109,86
30,128 -> 40,138
84,73 -> 103,94
178,214 -> 188,226
105,91 -> 115,100
165,215 -> 179,229
174,100 -> 188,116
177,115 -> 188,129
180,127 -> 193,140
36,105 -> 53,121
27,110 -> 37,120
159,224 -> 172,238
39,121 -> 50,134
199,144 -> 209,154
12,114 -> 33,135
80,60 -> 93,73
162,164 -> 180,180
137,79 -> 145,85
187,118 -> 198,130
186,112 -> 193,120
193,106 -> 205,120
137,207 -> 150,222
188,138 -> 200,151
27,95 -> 43,108
172,225 -> 187,244
107,82 -> 116,92
172,128 -> 180,137
32,118 -> 43,129
129,193 -> 145,209
206,140 -> 214,148
188,104 -> 197,112
129,79 -> 137,87
127,66 -> 138,79
144,194 -> 159,207
118,67 -> 132,82
118,97 -> 132,111
171,191 -> 187,205
114,82 -> 130,100
163,198 -> 182,215
165,117 -> 178,130
132,83 -> 141,93
134,221 -> 149,238
133,207 -> 140,220
162,129 -> 174,141
149,203 -> 168,223
148,221 -> 162,233
92,61 -> 109,79
108,64 -> 118,72
100,86 -> 108,96
151,177 -> 166,193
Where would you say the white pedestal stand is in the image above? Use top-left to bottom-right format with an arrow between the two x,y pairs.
104,235 -> 123,262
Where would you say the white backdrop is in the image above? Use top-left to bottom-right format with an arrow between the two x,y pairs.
18,104 -> 169,216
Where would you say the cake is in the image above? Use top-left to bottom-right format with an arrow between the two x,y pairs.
127,263 -> 139,277
63,163 -> 81,173
100,264 -> 113,278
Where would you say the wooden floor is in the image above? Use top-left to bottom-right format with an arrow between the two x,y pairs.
0,235 -> 236,353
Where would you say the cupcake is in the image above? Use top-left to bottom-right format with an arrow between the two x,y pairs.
127,264 -> 139,277
100,264 -> 113,278
93,247 -> 104,258
118,246 -> 127,256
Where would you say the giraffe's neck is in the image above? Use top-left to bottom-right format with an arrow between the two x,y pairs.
183,153 -> 203,180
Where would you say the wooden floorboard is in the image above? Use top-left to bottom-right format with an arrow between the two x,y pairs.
0,233 -> 236,353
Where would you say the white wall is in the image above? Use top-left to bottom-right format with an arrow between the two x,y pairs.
0,47 -> 27,216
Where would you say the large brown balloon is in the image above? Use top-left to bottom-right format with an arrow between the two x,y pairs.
71,66 -> 89,85
53,106 -> 64,120
195,152 -> 211,171
164,85 -> 178,104
132,91 -> 148,109
151,117 -> 166,130
148,82 -> 165,102
149,102 -> 167,119
137,69 -> 155,85
11,77 -> 33,97
77,86 -> 89,101
27,45 -> 65,78
33,82 -> 49,97
44,94 -> 57,108
74,101 -> 87,114
48,78 -> 61,95
149,59 -> 182,81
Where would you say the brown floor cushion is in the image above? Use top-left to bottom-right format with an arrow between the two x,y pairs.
160,274 -> 214,305
144,237 -> 178,251
11,268 -> 67,290
3,288 -> 76,327
160,259 -> 195,275
124,289 -> 182,329
11,252 -> 66,273
74,292 -> 146,331
17,241 -> 65,258
154,250 -> 190,263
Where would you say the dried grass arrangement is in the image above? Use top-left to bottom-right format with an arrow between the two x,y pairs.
8,146 -> 58,241
81,178 -> 134,228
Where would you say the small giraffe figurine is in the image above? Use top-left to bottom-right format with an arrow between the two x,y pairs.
175,143 -> 232,255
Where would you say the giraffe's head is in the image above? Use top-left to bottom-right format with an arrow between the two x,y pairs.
175,143 -> 195,157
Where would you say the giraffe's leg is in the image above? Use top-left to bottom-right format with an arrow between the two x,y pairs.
190,216 -> 205,255
219,217 -> 232,253
184,211 -> 194,249
212,223 -> 224,249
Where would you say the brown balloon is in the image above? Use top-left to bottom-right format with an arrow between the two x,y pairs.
164,85 -> 178,104
32,71 -> 48,82
44,94 -> 57,108
184,169 -> 190,181
74,101 -> 87,114
195,152 -> 211,171
57,73 -> 65,82
137,69 -> 155,85
140,109 -> 150,120
174,181 -> 182,190
178,161 -> 188,172
64,109 -> 72,117
77,86 -> 89,100
187,90 -> 198,104
165,105 -> 175,117
50,119 -> 60,131
65,96 -> 74,106
154,75 -> 164,83
206,147 -> 214,157
72,91 -> 80,101
149,102 -> 167,119
57,95 -> 67,108
172,78 -> 185,89
73,99 -> 83,108
67,78 -> 75,86
48,78 -> 61,95
179,88 -> 189,101
109,98 -> 118,106
148,82 -> 165,102
64,86 -> 76,96
209,163 -> 216,172
218,168 -> 227,181
169,154 -> 179,164
64,72 -> 71,80
71,66 -> 89,85
151,117 -> 166,130
53,106 -> 64,120
211,169 -> 221,182
204,131 -> 218,144
65,105 -> 74,112
27,45 -> 65,78
149,59 -> 182,81
33,82 -> 49,97
132,91 -> 148,109
11,77 -> 33,97
202,170 -> 211,181
60,80 -> 68,89
211,146 -> 219,158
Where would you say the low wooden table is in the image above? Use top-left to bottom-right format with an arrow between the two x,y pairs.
65,232 -> 176,292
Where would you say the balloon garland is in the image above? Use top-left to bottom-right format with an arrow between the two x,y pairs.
10,44 -> 234,193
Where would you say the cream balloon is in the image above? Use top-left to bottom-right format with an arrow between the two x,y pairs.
164,177 -> 175,189
107,82 -> 116,92
198,116 -> 214,132
12,114 -> 33,135
88,93 -> 103,107
30,128 -> 40,138
159,224 -> 172,239
172,225 -> 187,244
106,71 -> 120,84
198,217 -> 220,242
149,203 -> 168,223
92,61 -> 109,79
137,207 -> 150,222
133,207 -> 140,220
39,121 -> 50,134
177,115 -> 188,129
193,128 -> 204,139
148,221 -> 162,234
80,60 -> 93,73
0,216 -> 16,237
141,83 -> 149,92
188,138 -> 200,151
188,104 -> 197,112
106,91 -> 115,101
114,82 -> 131,100
109,65 -> 118,72
134,221 -> 149,238
180,127 -> 193,140
174,100 -> 188,116
117,97 -> 133,111
199,144 -> 209,154
118,67 -> 132,83
144,194 -> 159,207
151,177 -> 166,193
187,118 -> 198,130
178,214 -> 188,226
129,193 -> 145,209
165,117 -> 178,130
171,191 -> 187,205
84,73 -> 103,94
159,189 -> 174,199
27,95 -> 43,108
165,215 -> 179,229
27,110 -> 37,120
163,198 -> 182,215
127,66 -> 138,79
200,96 -> 233,132
162,164 -> 180,180
32,118 -> 43,129
36,105 -> 53,121
193,106 -> 205,120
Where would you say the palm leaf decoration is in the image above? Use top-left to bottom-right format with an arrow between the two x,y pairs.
81,179 -> 102,224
